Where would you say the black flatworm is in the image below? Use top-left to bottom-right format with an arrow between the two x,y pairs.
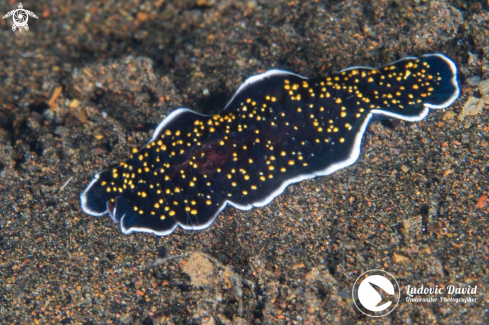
80,54 -> 459,236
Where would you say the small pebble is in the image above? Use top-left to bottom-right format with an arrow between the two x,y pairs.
466,76 -> 480,86
69,99 -> 80,109
461,133 -> 470,144
458,96 -> 483,121
478,79 -> 489,96
55,126 -> 70,135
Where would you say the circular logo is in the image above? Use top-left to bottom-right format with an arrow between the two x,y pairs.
352,269 -> 400,317
13,10 -> 28,28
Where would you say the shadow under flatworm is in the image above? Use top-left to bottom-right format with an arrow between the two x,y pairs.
80,53 -> 459,236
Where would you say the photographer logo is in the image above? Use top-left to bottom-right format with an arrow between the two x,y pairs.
352,269 -> 400,317
3,3 -> 38,32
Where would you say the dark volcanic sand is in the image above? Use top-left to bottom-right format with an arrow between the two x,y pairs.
0,0 -> 488,324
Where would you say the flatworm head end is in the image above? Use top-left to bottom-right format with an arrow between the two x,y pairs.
80,172 -> 110,217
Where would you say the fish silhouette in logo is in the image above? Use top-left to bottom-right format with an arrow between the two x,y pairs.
368,282 -> 395,309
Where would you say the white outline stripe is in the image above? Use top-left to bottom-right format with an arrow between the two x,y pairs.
223,69 -> 307,110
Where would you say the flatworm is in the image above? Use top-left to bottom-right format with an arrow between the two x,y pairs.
80,54 -> 459,236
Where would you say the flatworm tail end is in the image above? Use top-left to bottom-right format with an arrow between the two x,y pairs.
419,54 -> 459,109
80,53 -> 459,236
367,53 -> 459,121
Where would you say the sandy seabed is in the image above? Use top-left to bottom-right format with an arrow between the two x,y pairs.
0,0 -> 488,324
